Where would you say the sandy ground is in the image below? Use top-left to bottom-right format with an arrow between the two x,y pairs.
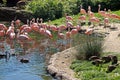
47,23 -> 120,80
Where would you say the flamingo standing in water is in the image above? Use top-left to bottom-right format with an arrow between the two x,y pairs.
6,21 -> 15,39
30,18 -> 40,32
0,23 -> 7,31
0,24 -> 7,37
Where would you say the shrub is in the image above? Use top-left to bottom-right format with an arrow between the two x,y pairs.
25,0 -> 80,21
74,34 -> 104,60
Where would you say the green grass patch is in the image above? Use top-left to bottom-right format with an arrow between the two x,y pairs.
70,59 -> 120,80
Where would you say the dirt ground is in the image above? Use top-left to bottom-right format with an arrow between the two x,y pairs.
47,23 -> 120,80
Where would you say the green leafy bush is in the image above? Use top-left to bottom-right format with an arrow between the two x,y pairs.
25,0 -> 80,21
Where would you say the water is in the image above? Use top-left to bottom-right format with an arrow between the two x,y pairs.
0,37 -> 71,80
0,39 -> 59,80
0,52 -> 55,80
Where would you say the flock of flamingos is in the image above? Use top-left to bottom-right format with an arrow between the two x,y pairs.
0,4 -> 120,62
0,4 -> 120,44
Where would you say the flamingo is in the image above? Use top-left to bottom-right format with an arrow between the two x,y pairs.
0,30 -> 5,37
31,23 -> 39,32
104,18 -> 109,27
79,15 -> 86,21
78,15 -> 86,26
6,21 -> 15,39
20,20 -> 30,32
49,25 -> 57,31
85,28 -> 93,35
20,21 -> 32,34
80,5 -> 87,15
98,4 -> 106,17
15,19 -> 21,29
17,29 -> 31,41
58,32 -> 65,39
71,29 -> 78,35
0,23 -> 7,31
44,29 -> 52,39
89,17 -> 100,28
88,6 -> 94,18
75,25 -> 81,31
66,15 -> 73,21
59,25 -> 67,31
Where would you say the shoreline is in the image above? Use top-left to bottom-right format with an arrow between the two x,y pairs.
47,23 -> 120,80
47,47 -> 79,80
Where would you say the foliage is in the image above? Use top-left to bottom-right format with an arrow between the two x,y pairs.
25,0 -> 78,21
73,34 -> 104,60
70,60 -> 120,80
25,0 -> 120,21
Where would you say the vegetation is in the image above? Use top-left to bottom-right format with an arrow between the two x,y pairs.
70,59 -> 120,80
25,0 -> 120,21
71,33 -> 104,60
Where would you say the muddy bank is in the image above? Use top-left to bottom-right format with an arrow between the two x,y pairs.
47,47 -> 79,80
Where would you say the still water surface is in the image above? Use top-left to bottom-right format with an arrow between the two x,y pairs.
0,39 -> 65,80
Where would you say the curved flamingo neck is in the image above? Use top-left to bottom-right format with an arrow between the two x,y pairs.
98,4 -> 101,12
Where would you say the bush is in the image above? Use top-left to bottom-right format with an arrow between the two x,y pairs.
74,34 -> 104,60
25,0 -> 80,21
25,0 -> 120,21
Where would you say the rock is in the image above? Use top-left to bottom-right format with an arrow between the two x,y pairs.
101,56 -> 112,63
106,64 -> 118,73
16,1 -> 26,9
92,59 -> 103,66
47,65 -> 58,77
0,7 -> 33,23
89,56 -> 100,61
6,0 -> 20,7
111,56 -> 118,65
20,58 -> 29,63
0,54 -> 6,59
110,27 -> 118,30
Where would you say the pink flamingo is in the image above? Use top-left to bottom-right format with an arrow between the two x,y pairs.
71,29 -> 78,35
85,28 -> 93,35
0,30 -> 5,37
17,32 -> 31,41
66,15 -> 73,21
0,23 -> 7,31
6,21 -> 15,39
49,25 -> 58,31
89,17 -> 100,27
78,15 -> 86,26
79,15 -> 86,21
88,6 -> 94,18
15,19 -> 21,29
44,29 -> 53,39
98,4 -> 106,17
20,20 -> 32,33
20,19 -> 30,32
30,18 -> 40,32
80,5 -> 87,15
59,25 -> 67,31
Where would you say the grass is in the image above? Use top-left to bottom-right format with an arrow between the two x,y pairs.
70,56 -> 120,80
72,34 -> 104,60
49,10 -> 120,26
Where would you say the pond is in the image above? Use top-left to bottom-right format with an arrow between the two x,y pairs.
0,38 -> 71,80
0,38 -> 70,80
